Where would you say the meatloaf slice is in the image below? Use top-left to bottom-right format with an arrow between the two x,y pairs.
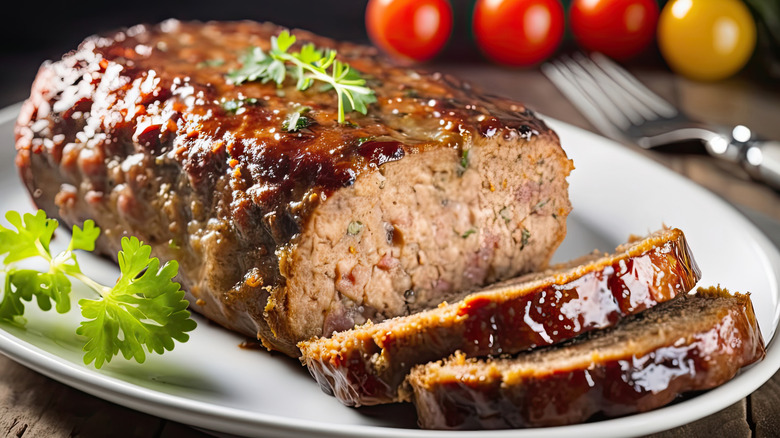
404,286 -> 765,430
13,20 -> 573,357
297,227 -> 701,406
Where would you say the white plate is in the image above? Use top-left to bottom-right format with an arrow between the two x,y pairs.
1,102 -> 779,438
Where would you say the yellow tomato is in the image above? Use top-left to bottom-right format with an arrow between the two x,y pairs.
658,0 -> 757,81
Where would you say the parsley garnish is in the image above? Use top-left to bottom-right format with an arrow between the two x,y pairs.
282,105 -> 312,132
227,31 -> 376,124
283,113 -> 310,132
0,210 -> 196,368
221,97 -> 259,115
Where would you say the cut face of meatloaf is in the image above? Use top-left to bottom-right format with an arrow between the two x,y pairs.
405,286 -> 766,430
297,227 -> 701,406
13,20 -> 573,357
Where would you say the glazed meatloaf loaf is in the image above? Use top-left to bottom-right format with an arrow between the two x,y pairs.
14,19 -> 573,356
298,227 -> 701,406
404,287 -> 765,430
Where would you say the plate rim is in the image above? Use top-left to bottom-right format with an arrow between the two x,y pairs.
2,101 -> 780,438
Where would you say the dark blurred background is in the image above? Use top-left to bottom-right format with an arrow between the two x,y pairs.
0,0 -> 775,109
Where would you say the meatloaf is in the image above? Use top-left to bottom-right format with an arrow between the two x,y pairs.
298,227 -> 701,405
404,286 -> 765,429
13,19 -> 573,356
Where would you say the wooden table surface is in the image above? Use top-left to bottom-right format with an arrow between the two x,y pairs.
2,54 -> 780,437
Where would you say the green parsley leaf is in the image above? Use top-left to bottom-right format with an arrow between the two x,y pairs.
56,220 -> 101,277
77,236 -> 195,368
0,210 -> 57,263
227,31 -> 376,124
297,43 -> 324,65
227,47 -> 281,86
70,220 -> 100,252
0,210 -> 196,369
282,112 -> 310,132
274,31 -> 296,52
7,269 -> 72,314
282,106 -> 312,132
0,272 -> 34,323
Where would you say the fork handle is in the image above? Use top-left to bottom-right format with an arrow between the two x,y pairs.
741,139 -> 780,192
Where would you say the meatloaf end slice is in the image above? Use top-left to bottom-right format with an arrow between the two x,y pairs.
297,227 -> 702,406
13,20 -> 573,357
405,286 -> 765,429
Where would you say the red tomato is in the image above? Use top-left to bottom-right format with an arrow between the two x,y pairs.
569,0 -> 659,60
472,0 -> 565,67
365,0 -> 454,62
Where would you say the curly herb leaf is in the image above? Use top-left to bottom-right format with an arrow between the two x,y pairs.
0,210 -> 57,264
77,236 -> 195,368
227,30 -> 376,124
8,269 -> 71,314
0,210 -> 196,369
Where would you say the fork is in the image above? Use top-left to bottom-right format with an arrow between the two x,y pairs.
541,52 -> 780,191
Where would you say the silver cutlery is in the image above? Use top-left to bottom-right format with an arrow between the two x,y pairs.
541,52 -> 780,191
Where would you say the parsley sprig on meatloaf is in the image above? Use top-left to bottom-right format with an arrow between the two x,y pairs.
228,31 -> 376,124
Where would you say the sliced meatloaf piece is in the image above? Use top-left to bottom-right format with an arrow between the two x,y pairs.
404,286 -> 765,430
13,19 -> 573,357
297,227 -> 701,406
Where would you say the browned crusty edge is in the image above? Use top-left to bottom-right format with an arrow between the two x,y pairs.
14,20 -> 573,357
297,227 -> 701,406
404,286 -> 765,430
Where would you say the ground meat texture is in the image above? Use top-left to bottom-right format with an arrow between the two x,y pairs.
14,19 -> 573,357
297,228 -> 702,406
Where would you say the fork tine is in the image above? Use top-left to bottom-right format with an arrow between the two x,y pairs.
561,54 -> 644,127
541,60 -> 627,140
570,52 -> 651,124
590,52 -> 678,119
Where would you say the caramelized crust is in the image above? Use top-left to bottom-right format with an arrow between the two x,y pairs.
14,20 -> 572,355
405,287 -> 765,429
297,228 -> 702,405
